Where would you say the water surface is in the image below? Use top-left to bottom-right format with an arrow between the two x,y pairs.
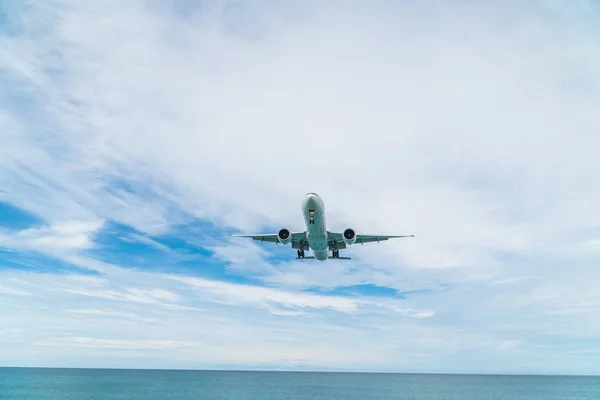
1,368 -> 598,400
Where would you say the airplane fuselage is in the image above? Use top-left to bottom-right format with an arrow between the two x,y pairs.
302,192 -> 329,260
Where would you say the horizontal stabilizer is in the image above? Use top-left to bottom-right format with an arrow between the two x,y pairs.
296,256 -> 352,260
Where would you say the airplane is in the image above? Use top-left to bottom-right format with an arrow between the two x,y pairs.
230,192 -> 414,261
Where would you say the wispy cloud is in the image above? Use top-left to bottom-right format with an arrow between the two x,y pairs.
0,219 -> 104,258
0,283 -> 32,296
168,274 -> 434,317
123,233 -> 172,252
38,337 -> 202,350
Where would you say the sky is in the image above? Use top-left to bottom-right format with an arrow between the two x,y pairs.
1,0 -> 600,375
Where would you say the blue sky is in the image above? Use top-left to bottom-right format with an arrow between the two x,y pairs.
1,0 -> 600,374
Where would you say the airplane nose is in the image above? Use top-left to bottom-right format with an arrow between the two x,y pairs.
303,193 -> 319,209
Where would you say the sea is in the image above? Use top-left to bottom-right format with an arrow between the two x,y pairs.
1,368 -> 599,400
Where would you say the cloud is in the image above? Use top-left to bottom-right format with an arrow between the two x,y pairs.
0,262 -> 439,371
65,309 -> 141,318
58,286 -> 184,307
3,0 -> 594,274
167,274 -> 434,317
1,0 -> 600,374
0,219 -> 104,255
0,283 -> 32,296
123,233 -> 172,253
38,337 -> 201,350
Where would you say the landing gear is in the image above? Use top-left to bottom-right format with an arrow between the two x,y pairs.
331,249 -> 339,258
297,249 -> 305,258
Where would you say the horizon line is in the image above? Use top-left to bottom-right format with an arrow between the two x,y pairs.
1,366 -> 598,377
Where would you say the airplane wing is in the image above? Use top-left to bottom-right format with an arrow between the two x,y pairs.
328,232 -> 414,247
230,232 -> 307,245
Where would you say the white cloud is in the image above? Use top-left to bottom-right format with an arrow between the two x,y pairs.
38,337 -> 201,350
0,219 -> 104,257
209,240 -> 273,268
167,274 -> 433,317
0,259 -> 597,373
0,284 -> 32,297
0,264 -> 438,370
123,233 -> 172,253
1,0 -> 600,373
65,309 -> 140,318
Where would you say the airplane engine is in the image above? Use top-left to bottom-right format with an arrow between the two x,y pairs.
277,228 -> 292,245
343,228 -> 356,246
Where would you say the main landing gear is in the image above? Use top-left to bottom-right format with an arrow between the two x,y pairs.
297,249 -> 305,258
331,249 -> 339,258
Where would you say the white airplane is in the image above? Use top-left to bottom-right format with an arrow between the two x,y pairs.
231,192 -> 414,261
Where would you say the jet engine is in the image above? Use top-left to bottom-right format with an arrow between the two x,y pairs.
343,228 -> 356,246
277,228 -> 292,245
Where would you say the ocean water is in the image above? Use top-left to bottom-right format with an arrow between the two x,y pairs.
1,368 -> 599,400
